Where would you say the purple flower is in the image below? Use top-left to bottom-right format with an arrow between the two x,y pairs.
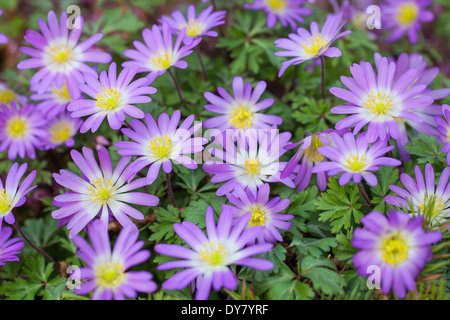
203,129 -> 295,196
0,10 -> 8,44
155,205 -> 274,300
0,227 -> 24,265
0,162 -> 37,228
244,0 -> 313,30
381,0 -> 434,44
17,11 -> 111,97
0,81 -> 28,108
73,220 -> 157,300
435,104 -> 450,165
115,110 -> 206,185
0,101 -> 48,160
52,147 -> 159,238
159,4 -> 226,42
312,132 -> 401,186
274,12 -> 351,77
42,112 -> 82,149
385,163 -> 450,228
30,81 -> 77,120
203,76 -> 282,131
330,57 -> 434,143
123,23 -> 201,78
352,210 -> 442,299
281,129 -> 349,192
68,63 -> 156,133
224,184 -> 292,243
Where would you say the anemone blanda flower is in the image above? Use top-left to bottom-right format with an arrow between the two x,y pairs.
312,132 -> 401,186
385,163 -> 450,228
68,63 -> 156,133
352,210 -> 442,299
154,205 -> 274,300
0,10 -> 7,45
274,12 -> 351,77
244,0 -> 313,30
0,101 -> 48,160
281,129 -> 349,192
52,147 -> 159,238
330,57 -> 434,143
115,110 -> 207,185
18,10 -> 111,97
42,112 -> 82,149
73,220 -> 157,300
203,76 -> 282,131
123,23 -> 201,78
0,81 -> 27,108
435,105 -> 450,165
223,184 -> 292,243
30,81 -> 76,119
0,162 -> 37,228
0,227 -> 24,265
203,129 -> 295,196
381,0 -> 433,44
159,4 -> 226,42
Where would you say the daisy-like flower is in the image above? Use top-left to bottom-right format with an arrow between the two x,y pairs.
224,184 -> 292,243
0,162 -> 37,228
385,163 -> 450,228
159,4 -> 226,42
203,129 -> 295,196
0,10 -> 7,45
73,220 -> 157,300
0,102 -> 48,160
0,227 -> 24,265
154,205 -> 274,300
381,0 -> 433,44
30,81 -> 76,119
244,0 -> 313,30
0,82 -> 27,108
203,77 -> 282,131
352,210 -> 442,299
115,110 -> 207,185
123,23 -> 201,78
435,105 -> 450,165
274,12 -> 351,77
17,11 -> 111,97
42,112 -> 82,149
52,147 -> 159,238
281,129 -> 349,192
330,57 -> 434,143
312,132 -> 401,186
68,63 -> 156,133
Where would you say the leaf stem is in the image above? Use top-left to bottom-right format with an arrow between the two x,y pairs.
357,182 -> 373,208
166,172 -> 177,210
320,55 -> 326,101
195,47 -> 208,82
168,69 -> 185,106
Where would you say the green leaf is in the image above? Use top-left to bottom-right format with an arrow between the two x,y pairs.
300,257 -> 346,296
403,134 -> 446,165
148,205 -> 181,242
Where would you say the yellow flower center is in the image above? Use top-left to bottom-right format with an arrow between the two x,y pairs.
267,0 -> 287,11
49,121 -> 72,144
6,117 -> 28,139
0,189 -> 12,215
447,129 -> 450,143
49,45 -> 72,64
419,194 -> 444,218
96,88 -> 121,112
148,135 -> 173,160
305,136 -> 324,162
245,158 -> 262,175
52,83 -> 72,102
249,208 -> 265,227
364,91 -> 393,115
185,19 -> 202,36
89,178 -> 116,205
346,154 -> 366,172
301,33 -> 329,56
199,241 -> 227,266
0,89 -> 17,106
96,261 -> 125,289
151,51 -> 172,70
397,3 -> 418,26
381,232 -> 409,265
230,105 -> 253,129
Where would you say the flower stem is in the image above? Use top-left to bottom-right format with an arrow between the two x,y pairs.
166,172 -> 177,209
357,182 -> 373,208
13,221 -> 59,271
320,56 -> 326,101
195,47 -> 208,82
167,69 -> 184,106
